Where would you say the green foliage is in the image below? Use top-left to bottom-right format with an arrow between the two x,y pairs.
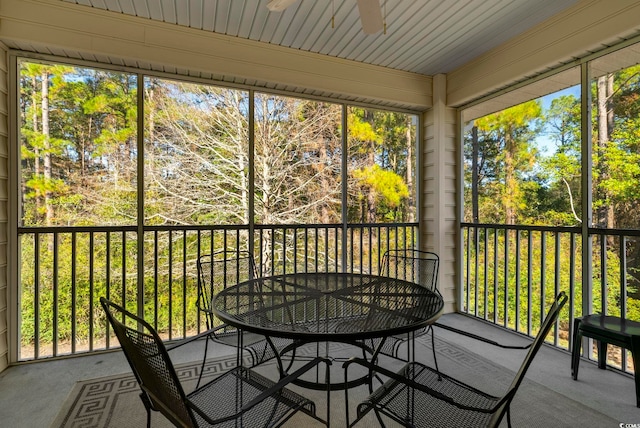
348,110 -> 382,144
352,165 -> 409,219
466,101 -> 544,225
598,141 -> 640,200
17,61 -> 419,355
464,62 -> 640,332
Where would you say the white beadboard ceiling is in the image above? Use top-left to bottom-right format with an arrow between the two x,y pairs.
60,0 -> 577,76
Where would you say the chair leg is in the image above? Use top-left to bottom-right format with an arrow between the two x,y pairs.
139,392 -> 152,428
373,408 -> 387,428
196,333 -> 212,389
597,340 -> 607,370
571,319 -> 582,380
630,335 -> 640,407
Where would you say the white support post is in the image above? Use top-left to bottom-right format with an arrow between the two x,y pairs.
423,74 -> 457,313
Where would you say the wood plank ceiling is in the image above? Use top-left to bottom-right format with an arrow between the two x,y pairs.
61,0 -> 577,76
6,0 -> 584,110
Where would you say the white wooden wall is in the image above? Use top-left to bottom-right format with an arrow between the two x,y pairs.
0,42 -> 9,371
422,74 -> 458,313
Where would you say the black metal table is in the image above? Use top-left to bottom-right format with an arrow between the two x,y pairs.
212,272 -> 444,390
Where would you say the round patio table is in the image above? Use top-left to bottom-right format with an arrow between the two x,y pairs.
212,272 -> 444,390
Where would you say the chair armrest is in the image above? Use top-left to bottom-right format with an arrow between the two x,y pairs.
164,324 -> 228,351
434,322 -> 531,349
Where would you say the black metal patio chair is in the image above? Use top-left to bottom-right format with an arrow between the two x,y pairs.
196,250 -> 294,387
343,291 -> 568,428
100,297 -> 330,428
361,249 -> 441,365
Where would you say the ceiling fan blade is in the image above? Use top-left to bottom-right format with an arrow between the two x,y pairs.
266,0 -> 298,12
357,0 -> 383,34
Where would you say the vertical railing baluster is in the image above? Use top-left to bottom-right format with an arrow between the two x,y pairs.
554,231 -> 561,345
466,226 -> 471,315
484,228 -> 488,319
304,227 -> 309,273
404,225 -> 409,249
515,230 -> 521,333
568,232 -> 576,353
105,231 -> 111,348
333,224 -> 342,272
271,226 -> 275,276
282,227 -> 287,274
540,231 -> 546,333
89,232 -> 94,352
34,232 -> 40,359
601,234 -> 607,315
349,227 -> 354,273
377,225 -> 382,273
493,228 -> 498,323
313,227 -> 319,273
620,235 -> 628,372
394,224 -> 398,253
182,230 -> 187,338
293,227 -> 298,274
71,231 -> 77,354
368,225 -> 373,274
359,224 -> 363,273
52,232 -> 58,357
385,227 -> 390,264
471,226 -> 477,317
527,231 -> 533,336
504,228 -> 509,327
620,234 -> 627,317
168,229 -> 173,339
154,230 -> 159,330
122,231 -> 127,312
258,228 -> 263,271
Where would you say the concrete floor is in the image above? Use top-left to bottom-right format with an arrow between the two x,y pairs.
1,313 -> 639,427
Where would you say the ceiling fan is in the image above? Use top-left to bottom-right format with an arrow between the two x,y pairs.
266,0 -> 384,35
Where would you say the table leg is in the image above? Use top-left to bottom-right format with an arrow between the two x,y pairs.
237,329 -> 244,368
266,336 -> 289,379
366,337 -> 389,392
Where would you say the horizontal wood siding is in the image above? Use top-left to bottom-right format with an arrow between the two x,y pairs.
0,41 -> 8,372
448,0 -> 640,107
0,0 -> 432,111
423,75 -> 458,313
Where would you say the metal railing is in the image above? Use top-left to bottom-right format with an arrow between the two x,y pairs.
461,222 -> 640,374
17,222 -> 417,361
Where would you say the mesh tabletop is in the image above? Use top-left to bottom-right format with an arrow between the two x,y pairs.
212,273 -> 444,342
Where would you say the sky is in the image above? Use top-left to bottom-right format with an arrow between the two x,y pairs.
536,84 -> 581,155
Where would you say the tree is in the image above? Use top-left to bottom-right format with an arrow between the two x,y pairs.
471,101 -> 543,224
20,63 -> 72,226
347,108 -> 415,223
254,94 -> 343,225
352,165 -> 409,222
541,94 -> 582,225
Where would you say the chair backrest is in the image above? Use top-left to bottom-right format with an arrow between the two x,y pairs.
489,291 -> 568,427
100,297 -> 195,428
380,249 -> 439,293
197,250 -> 259,327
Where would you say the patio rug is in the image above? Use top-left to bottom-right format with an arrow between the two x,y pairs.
52,337 -> 617,427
